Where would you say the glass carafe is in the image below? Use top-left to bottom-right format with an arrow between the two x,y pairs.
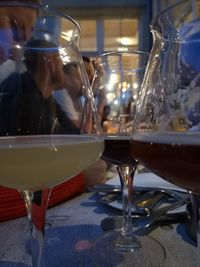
132,0 -> 200,250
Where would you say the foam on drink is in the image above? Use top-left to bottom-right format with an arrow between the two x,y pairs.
133,131 -> 200,144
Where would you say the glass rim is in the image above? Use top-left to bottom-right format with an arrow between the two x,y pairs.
151,32 -> 200,44
0,1 -> 81,48
150,0 -> 200,44
99,50 -> 149,59
97,50 -> 149,70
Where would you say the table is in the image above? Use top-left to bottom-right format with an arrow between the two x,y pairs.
0,191 -> 199,266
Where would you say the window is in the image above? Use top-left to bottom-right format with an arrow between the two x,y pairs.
78,20 -> 97,51
104,19 -> 138,51
77,18 -> 139,55
43,1 -> 151,54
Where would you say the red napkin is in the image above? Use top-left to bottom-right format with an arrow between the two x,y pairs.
0,173 -> 85,222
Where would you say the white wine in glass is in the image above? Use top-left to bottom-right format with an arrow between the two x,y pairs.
0,2 -> 104,267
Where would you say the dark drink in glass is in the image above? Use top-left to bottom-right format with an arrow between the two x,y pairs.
102,135 -> 137,166
131,132 -> 200,193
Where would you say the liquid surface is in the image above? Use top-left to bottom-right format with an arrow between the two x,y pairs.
0,135 -> 104,191
132,132 -> 200,193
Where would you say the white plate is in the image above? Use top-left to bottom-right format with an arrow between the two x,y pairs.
106,172 -> 187,193
105,196 -> 187,214
105,172 -> 188,214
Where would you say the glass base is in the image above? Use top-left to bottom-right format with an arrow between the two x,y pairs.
115,231 -> 141,251
91,231 -> 166,267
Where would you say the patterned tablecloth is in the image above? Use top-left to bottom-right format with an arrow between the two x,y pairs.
0,191 -> 199,267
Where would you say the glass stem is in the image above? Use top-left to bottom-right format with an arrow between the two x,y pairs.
116,164 -> 140,250
21,188 -> 51,267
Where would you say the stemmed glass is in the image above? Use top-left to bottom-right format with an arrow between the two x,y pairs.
131,0 -> 200,250
91,51 -> 166,266
0,2 -> 104,267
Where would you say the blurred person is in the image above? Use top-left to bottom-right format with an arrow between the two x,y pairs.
19,39 -> 81,135
0,1 -> 45,135
0,0 -> 39,48
54,57 -> 108,186
78,57 -> 108,185
0,0 -> 39,82
82,56 -> 94,84
24,46 -> 106,186
54,56 -> 106,126
0,38 -> 80,135
53,62 -> 83,128
0,0 -> 41,134
84,56 -> 106,124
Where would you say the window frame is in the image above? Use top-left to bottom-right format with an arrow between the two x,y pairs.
45,0 -> 152,56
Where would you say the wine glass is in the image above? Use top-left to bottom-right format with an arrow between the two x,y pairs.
132,0 -> 200,249
0,2 -> 104,267
91,51 -> 166,266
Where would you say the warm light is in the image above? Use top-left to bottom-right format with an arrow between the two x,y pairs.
43,33 -> 51,41
61,30 -> 73,41
122,81 -> 127,87
133,82 -> 138,89
120,37 -> 133,46
117,47 -> 128,52
107,73 -> 118,91
59,48 -> 70,63
106,92 -> 116,101
121,82 -> 131,92
114,99 -> 119,105
117,37 -> 138,46
122,81 -> 127,92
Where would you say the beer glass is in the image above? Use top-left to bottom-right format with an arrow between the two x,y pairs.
132,0 -> 200,248
0,2 -> 104,267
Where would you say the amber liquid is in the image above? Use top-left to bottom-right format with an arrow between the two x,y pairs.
102,135 -> 137,166
131,132 -> 200,193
